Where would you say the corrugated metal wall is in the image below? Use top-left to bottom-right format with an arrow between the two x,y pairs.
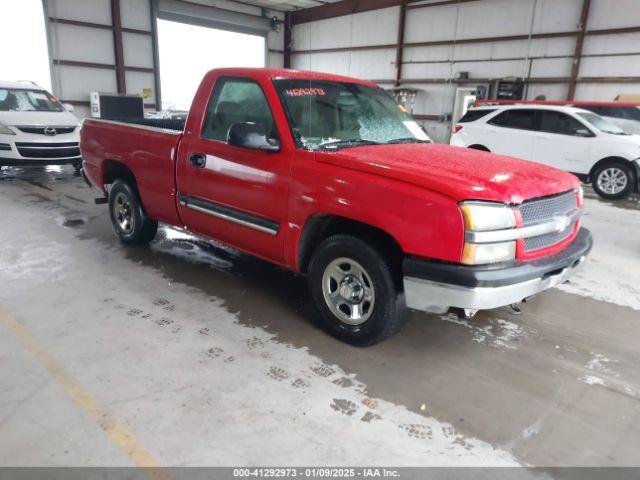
289,0 -> 640,142
43,0 -> 285,118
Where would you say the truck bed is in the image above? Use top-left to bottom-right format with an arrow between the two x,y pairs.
105,117 -> 186,132
80,118 -> 183,226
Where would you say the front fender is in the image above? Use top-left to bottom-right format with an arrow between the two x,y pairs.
288,156 -> 465,269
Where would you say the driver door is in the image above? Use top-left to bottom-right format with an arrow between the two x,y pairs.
176,76 -> 290,263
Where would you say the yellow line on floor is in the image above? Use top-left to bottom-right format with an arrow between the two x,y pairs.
0,306 -> 170,478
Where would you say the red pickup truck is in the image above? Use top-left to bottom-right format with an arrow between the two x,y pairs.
81,68 -> 592,346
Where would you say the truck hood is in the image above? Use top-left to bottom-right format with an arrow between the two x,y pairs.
0,110 -> 78,127
315,143 -> 579,204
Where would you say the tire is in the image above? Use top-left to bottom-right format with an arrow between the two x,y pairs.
592,161 -> 635,200
307,234 -> 407,346
468,144 -> 490,152
108,179 -> 157,245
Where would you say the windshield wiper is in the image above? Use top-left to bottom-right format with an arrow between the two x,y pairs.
316,139 -> 382,151
385,137 -> 431,144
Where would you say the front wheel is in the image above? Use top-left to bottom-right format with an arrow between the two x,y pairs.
307,235 -> 407,346
108,179 -> 158,245
592,162 -> 634,200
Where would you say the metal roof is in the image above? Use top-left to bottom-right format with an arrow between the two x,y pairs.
238,0 -> 342,12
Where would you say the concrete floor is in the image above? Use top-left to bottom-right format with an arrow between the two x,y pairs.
0,165 -> 639,468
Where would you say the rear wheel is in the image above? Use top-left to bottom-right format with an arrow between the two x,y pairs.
592,161 -> 634,200
307,235 -> 407,346
108,179 -> 157,245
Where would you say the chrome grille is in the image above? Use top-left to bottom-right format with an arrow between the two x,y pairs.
525,222 -> 575,251
519,190 -> 578,251
16,126 -> 76,135
519,190 -> 577,226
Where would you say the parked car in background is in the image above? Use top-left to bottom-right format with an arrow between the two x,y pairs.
576,104 -> 640,135
0,81 -> 81,170
450,104 -> 640,200
81,68 -> 592,346
145,109 -> 189,121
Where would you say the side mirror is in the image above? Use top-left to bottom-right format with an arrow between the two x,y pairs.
574,128 -> 593,137
63,103 -> 75,112
227,122 -> 280,152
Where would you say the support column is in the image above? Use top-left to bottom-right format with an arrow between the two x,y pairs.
567,0 -> 591,100
394,2 -> 407,86
111,0 -> 126,93
284,12 -> 292,69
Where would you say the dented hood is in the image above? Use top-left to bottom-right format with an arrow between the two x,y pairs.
315,143 -> 579,204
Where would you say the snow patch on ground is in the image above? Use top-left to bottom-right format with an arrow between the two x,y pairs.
521,420 -> 541,439
581,375 -> 605,386
585,353 -> 618,377
558,198 -> 640,311
439,314 -> 525,349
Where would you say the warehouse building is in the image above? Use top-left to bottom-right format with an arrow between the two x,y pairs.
1,0 -> 640,476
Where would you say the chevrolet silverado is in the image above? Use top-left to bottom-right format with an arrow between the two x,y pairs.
80,68 -> 593,346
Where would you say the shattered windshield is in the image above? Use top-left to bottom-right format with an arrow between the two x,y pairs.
0,88 -> 64,112
273,79 -> 430,151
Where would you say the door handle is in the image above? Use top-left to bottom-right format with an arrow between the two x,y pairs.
189,153 -> 206,168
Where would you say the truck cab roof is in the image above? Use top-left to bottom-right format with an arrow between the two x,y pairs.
202,68 -> 377,87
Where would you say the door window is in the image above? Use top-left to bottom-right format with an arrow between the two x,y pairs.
458,109 -> 496,123
488,109 -> 538,131
539,111 -> 591,136
582,105 -> 612,117
618,107 -> 640,121
201,77 -> 277,143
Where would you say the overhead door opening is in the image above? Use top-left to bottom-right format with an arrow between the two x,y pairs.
157,19 -> 265,111
0,0 -> 51,90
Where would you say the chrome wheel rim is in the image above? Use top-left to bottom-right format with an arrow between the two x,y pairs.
597,167 -> 627,195
112,192 -> 134,234
322,257 -> 375,325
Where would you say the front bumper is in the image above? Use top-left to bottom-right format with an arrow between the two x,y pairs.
633,158 -> 640,192
0,131 -> 80,167
0,157 -> 81,166
403,228 -> 593,314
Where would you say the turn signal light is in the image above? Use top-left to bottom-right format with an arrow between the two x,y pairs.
462,241 -> 516,265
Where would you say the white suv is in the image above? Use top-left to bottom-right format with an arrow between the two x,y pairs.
0,81 -> 81,170
450,104 -> 640,199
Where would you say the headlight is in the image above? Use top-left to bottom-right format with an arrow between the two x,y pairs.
460,201 -> 517,265
0,122 -> 15,135
577,186 -> 584,206
460,202 -> 516,231
462,241 -> 516,265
